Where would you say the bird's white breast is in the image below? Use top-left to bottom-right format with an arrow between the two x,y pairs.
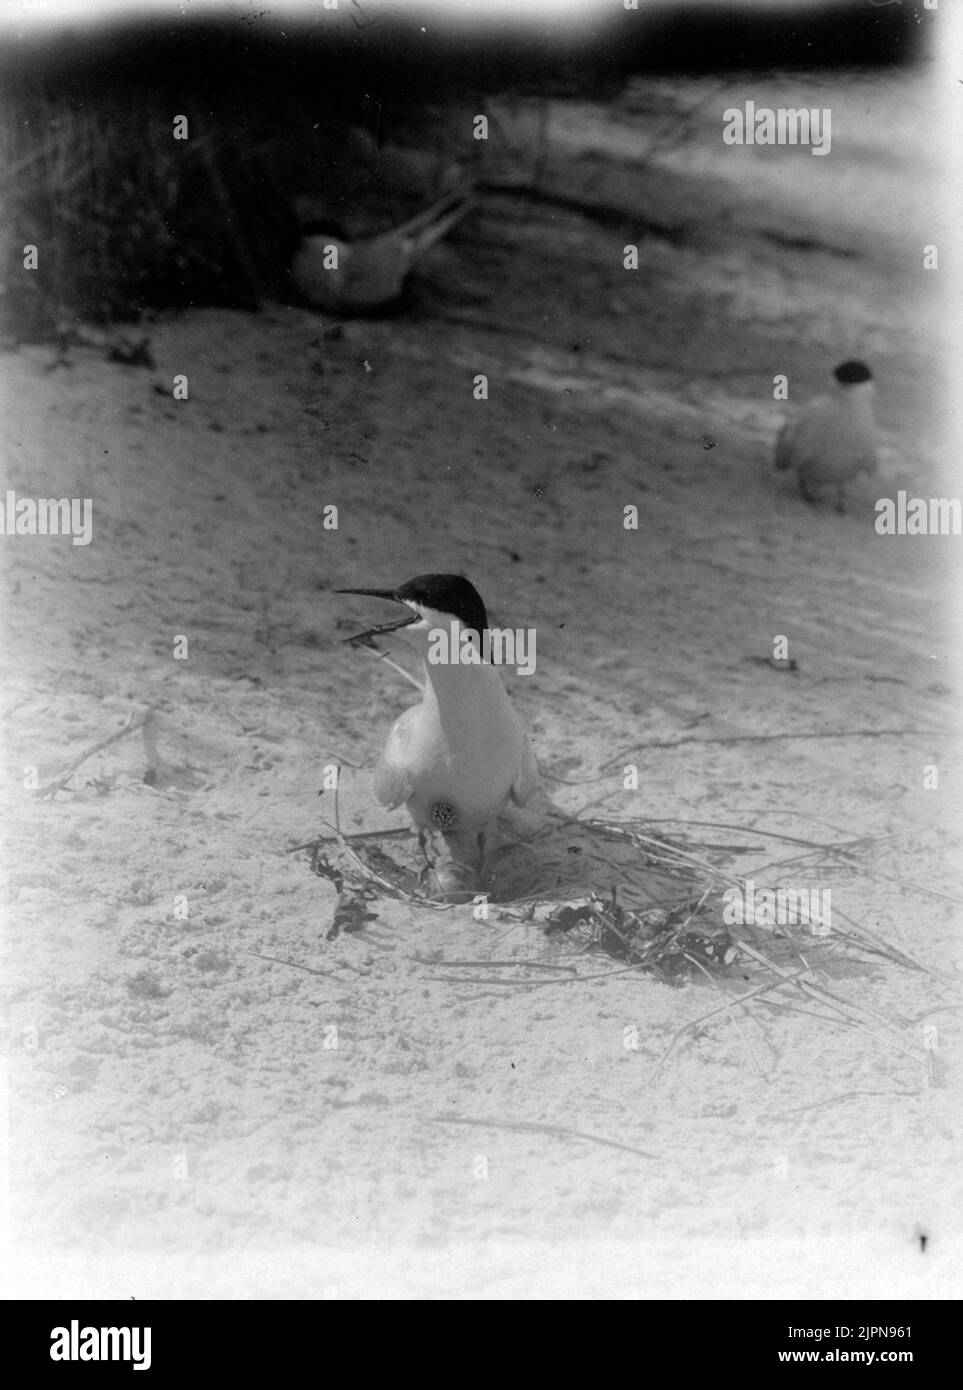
374,663 -> 528,834
787,395 -> 877,483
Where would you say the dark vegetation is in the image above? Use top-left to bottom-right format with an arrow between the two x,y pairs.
0,2 -> 920,338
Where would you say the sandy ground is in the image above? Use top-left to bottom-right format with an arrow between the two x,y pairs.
2,68 -> 961,1299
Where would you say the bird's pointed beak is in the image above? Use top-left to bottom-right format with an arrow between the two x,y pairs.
336,588 -> 419,643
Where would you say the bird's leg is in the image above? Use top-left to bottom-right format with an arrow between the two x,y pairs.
416,829 -> 474,902
440,828 -> 485,873
416,829 -> 480,904
417,828 -> 438,888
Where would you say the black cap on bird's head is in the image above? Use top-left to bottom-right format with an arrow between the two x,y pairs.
337,573 -> 489,644
396,574 -> 489,630
833,360 -> 874,386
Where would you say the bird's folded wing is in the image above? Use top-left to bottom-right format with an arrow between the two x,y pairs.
510,733 -> 540,807
372,707 -> 419,809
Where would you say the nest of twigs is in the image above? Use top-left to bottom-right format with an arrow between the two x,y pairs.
542,887 -> 737,984
285,795 -> 958,1088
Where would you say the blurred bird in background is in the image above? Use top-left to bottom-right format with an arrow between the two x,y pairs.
775,360 -> 879,511
291,185 -> 476,313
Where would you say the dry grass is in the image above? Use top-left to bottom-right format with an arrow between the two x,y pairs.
0,85 -> 394,340
287,794 -> 953,1089
1,93 -> 302,339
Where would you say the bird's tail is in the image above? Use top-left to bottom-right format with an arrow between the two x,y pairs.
394,186 -> 476,255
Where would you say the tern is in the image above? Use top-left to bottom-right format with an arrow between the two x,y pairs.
774,359 -> 879,511
291,187 -> 475,313
338,574 -> 540,898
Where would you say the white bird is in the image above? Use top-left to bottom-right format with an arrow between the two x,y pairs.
337,574 -> 540,899
774,359 -> 879,511
291,188 -> 475,313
